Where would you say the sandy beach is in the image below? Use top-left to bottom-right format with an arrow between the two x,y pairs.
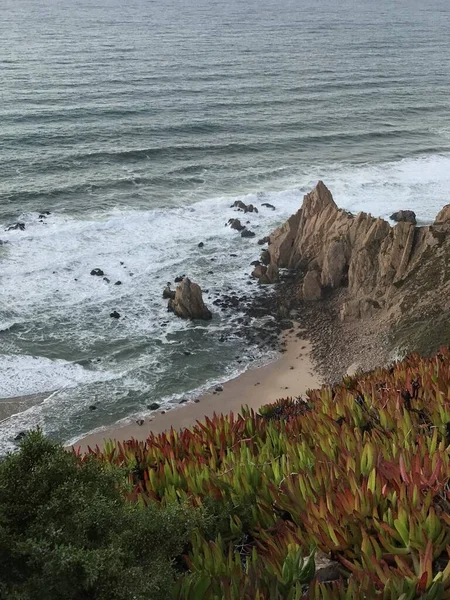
75,326 -> 320,452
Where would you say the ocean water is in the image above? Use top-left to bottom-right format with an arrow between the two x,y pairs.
1,0 -> 450,451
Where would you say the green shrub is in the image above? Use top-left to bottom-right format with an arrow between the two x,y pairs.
0,431 -> 201,600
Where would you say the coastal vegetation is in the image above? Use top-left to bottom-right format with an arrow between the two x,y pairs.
2,347 -> 450,598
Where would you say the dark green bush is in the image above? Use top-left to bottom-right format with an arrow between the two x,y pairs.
0,431 -> 201,600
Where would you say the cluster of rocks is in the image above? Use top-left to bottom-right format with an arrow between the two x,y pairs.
231,200 -> 259,213
227,218 -> 256,238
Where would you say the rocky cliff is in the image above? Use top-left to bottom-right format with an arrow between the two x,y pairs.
266,181 -> 450,353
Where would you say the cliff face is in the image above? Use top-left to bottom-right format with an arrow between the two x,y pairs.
268,181 -> 450,331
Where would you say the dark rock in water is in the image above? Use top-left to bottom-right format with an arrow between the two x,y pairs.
89,405 -> 97,411
228,218 -> 245,231
40,211 -> 51,216
260,250 -> 271,265
0,240 -> 8,245
136,419 -> 144,426
179,398 -> 189,404
215,385 -> 224,392
168,277 -> 212,320
110,310 -> 121,319
163,284 -> 175,299
229,253 -> 238,257
390,210 -> 417,225
258,236 -> 270,245
251,260 -> 261,266
231,200 -> 247,211
183,350 -> 192,355
175,275 -> 186,283
148,402 -> 160,410
244,204 -> 258,213
114,281 -> 122,285
198,241 -> 204,248
90,268 -> 104,276
262,202 -> 276,210
6,222 -> 25,231
103,277 -> 110,283
241,229 -> 256,238
14,431 -> 28,442
120,261 -> 124,265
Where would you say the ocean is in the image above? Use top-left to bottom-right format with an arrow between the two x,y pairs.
1,0 -> 450,452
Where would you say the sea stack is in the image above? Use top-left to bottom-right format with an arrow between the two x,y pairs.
168,277 -> 212,320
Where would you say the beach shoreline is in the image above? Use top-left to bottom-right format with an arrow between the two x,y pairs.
74,326 -> 320,452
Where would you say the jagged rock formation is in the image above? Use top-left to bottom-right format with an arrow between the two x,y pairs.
168,278 -> 212,320
267,181 -> 450,338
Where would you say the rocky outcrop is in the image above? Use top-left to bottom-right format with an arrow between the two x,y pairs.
390,210 -> 417,225
231,200 -> 258,213
168,278 -> 212,320
268,181 -> 450,323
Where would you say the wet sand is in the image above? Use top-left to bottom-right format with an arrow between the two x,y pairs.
75,327 -> 320,452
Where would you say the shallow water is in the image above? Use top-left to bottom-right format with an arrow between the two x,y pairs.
1,0 -> 450,451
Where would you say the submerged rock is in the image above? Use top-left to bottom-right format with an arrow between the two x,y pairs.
241,229 -> 256,238
6,222 -> 25,231
168,277 -> 212,320
90,268 -> 104,276
147,402 -> 160,410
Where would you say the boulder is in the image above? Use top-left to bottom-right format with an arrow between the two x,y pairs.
258,236 -> 270,245
260,250 -> 271,265
110,310 -> 121,319
390,210 -> 417,225
147,402 -> 160,410
114,280 -> 122,285
174,275 -> 186,283
228,218 -> 245,231
198,241 -> 204,248
302,270 -> 322,301
231,200 -> 247,211
252,265 -> 267,280
168,277 -> 212,320
241,229 -> 256,238
244,204 -> 258,213
90,268 -> 104,276
265,263 -> 279,283
261,202 -> 276,210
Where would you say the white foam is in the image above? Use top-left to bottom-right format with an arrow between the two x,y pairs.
0,353 -> 113,398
